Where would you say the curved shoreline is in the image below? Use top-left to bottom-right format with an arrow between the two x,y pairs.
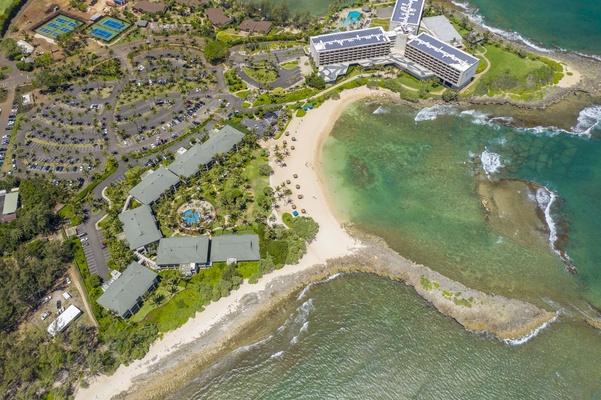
77,87 -> 561,399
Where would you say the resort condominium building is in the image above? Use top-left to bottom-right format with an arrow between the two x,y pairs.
389,0 -> 425,34
404,33 -> 479,89
309,27 -> 393,67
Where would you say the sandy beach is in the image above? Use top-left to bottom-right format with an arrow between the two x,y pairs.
75,88 -> 379,400
76,86 -> 564,400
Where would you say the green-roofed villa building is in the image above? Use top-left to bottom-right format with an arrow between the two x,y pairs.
129,167 -> 180,205
210,234 -> 260,264
156,236 -> 210,275
168,125 -> 246,179
97,262 -> 158,318
118,205 -> 163,250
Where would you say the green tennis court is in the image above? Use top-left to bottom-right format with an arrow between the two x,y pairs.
35,15 -> 83,39
89,16 -> 130,42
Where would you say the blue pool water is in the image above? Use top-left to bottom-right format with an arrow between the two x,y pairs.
183,209 -> 200,224
341,11 -> 361,26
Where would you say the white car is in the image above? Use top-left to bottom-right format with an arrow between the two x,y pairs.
138,65 -> 145,71
80,237 -> 88,242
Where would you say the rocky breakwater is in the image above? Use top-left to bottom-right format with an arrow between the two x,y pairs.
328,236 -> 556,341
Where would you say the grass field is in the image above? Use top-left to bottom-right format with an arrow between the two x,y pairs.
0,0 -> 11,14
369,18 -> 389,30
467,44 -> 560,97
280,60 -> 299,70
243,61 -> 278,83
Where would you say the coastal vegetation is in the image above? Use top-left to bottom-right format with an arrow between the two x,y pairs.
466,44 -> 563,98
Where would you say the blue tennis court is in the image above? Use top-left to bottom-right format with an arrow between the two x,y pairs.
89,16 -> 130,42
91,28 -> 115,40
35,14 -> 83,39
102,19 -> 124,30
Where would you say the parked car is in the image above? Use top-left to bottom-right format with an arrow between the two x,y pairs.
41,311 -> 51,321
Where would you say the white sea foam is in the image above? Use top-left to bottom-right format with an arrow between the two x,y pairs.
480,149 -> 503,175
571,105 -> 601,136
290,336 -> 299,345
535,187 -> 559,252
502,312 -> 559,345
297,273 -> 342,300
270,351 -> 285,360
451,0 -> 470,10
454,1 -> 552,53
460,109 -> 489,125
574,51 -> 601,62
300,321 -> 310,333
373,106 -> 390,114
414,104 -> 458,122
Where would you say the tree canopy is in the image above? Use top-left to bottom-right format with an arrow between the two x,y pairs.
203,41 -> 228,65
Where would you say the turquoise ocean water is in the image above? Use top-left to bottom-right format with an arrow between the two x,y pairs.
168,102 -> 601,399
460,0 -> 601,56
162,1 -> 601,398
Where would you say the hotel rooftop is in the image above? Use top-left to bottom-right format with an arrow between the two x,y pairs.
407,33 -> 478,71
390,0 -> 425,28
310,27 -> 391,52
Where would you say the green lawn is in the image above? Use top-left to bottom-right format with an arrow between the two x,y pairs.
280,60 -> 299,70
467,44 -> 559,96
0,0 -> 13,14
59,204 -> 83,226
144,288 -> 204,331
243,61 -> 279,83
282,212 -> 294,227
369,18 -> 390,30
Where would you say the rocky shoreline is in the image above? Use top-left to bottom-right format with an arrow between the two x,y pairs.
115,235 -> 557,400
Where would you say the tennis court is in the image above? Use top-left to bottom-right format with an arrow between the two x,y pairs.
35,15 -> 83,39
89,17 -> 130,42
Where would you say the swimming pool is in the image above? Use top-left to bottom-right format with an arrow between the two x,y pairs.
341,11 -> 361,26
183,209 -> 200,224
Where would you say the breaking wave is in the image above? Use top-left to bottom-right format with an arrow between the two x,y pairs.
480,149 -> 503,175
502,312 -> 559,345
451,0 -> 552,53
373,106 -> 390,114
571,105 -> 601,136
297,273 -> 342,300
414,105 -> 459,122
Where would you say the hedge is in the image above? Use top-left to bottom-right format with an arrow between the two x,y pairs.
0,0 -> 30,36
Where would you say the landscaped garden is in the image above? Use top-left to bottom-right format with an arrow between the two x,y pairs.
243,60 -> 279,83
465,44 -> 563,98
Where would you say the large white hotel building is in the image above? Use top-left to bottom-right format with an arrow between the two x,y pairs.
308,0 -> 479,89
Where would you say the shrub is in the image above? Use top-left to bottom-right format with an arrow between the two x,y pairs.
306,73 -> 326,90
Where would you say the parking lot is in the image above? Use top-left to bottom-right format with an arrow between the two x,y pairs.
78,228 -> 110,280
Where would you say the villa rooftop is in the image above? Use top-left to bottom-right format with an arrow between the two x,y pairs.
97,262 -> 158,318
129,167 -> 180,204
118,205 -> 163,250
157,236 -> 210,266
210,234 -> 260,263
167,125 -> 245,178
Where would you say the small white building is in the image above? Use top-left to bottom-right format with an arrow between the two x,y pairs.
17,40 -> 34,54
47,305 -> 83,336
